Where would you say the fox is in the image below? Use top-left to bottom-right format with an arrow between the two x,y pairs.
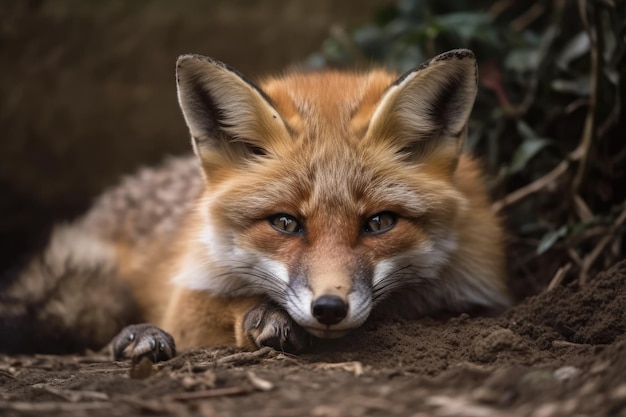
0,49 -> 509,361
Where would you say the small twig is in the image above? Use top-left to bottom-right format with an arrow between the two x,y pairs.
493,158 -> 570,212
567,248 -> 583,266
35,385 -> 109,402
573,226 -> 612,242
117,396 -> 168,413
546,263 -> 572,292
0,369 -> 15,379
154,347 -> 222,371
0,401 -> 111,412
488,0 -> 515,19
552,340 -> 588,348
78,368 -> 129,375
572,0 -> 601,194
72,354 -> 114,364
511,2 -> 546,31
573,194 -> 593,221
167,386 -> 251,401
493,125 -> 597,212
564,98 -> 589,115
246,371 -> 274,391
313,361 -> 364,377
579,205 -> 626,285
216,346 -> 274,366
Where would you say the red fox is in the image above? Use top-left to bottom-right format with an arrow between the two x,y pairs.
0,49 -> 508,361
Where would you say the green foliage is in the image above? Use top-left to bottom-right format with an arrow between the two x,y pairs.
310,0 -> 626,293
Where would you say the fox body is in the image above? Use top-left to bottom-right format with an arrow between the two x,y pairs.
0,50 -> 508,358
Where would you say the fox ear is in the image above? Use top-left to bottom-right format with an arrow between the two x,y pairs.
365,49 -> 478,164
176,55 -> 288,165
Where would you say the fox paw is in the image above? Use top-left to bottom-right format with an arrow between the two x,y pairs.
110,323 -> 176,363
243,303 -> 310,353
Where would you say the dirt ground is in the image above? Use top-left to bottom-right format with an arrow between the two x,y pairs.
1,260 -> 625,417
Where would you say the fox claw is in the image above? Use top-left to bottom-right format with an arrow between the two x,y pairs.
243,303 -> 310,353
110,323 -> 176,363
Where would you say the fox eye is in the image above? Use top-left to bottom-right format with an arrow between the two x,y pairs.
269,213 -> 303,235
248,145 -> 267,156
363,212 -> 397,235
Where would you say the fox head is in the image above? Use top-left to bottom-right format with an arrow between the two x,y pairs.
174,50 -> 479,338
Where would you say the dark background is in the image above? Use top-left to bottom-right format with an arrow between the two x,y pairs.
0,0 -> 388,273
2,0 -> 624,295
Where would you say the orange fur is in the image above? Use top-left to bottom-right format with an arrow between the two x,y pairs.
127,50 -> 509,349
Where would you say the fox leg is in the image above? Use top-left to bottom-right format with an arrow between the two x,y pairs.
163,288 -> 310,353
242,301 -> 311,353
110,323 -> 176,362
111,288 -> 309,361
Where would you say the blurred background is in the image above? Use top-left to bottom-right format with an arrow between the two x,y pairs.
1,0 -> 624,297
0,0 -> 386,276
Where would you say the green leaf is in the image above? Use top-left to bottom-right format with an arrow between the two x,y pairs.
556,31 -> 590,71
537,225 -> 569,255
516,120 -> 538,139
509,121 -> 552,174
551,77 -> 591,96
435,12 -> 491,43
505,48 -> 541,73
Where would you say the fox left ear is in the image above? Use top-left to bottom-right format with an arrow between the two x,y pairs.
176,55 -> 289,167
365,49 -> 478,164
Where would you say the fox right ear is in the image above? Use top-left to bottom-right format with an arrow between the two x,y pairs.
176,55 -> 289,166
365,49 -> 478,168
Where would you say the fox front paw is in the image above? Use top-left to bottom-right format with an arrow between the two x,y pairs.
110,323 -> 176,363
243,303 -> 310,353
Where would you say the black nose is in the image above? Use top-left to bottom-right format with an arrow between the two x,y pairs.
311,295 -> 348,326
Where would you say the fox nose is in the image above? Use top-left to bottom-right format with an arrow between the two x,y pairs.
311,295 -> 348,326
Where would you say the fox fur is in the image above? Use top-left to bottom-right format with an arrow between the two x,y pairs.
0,49 -> 509,355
